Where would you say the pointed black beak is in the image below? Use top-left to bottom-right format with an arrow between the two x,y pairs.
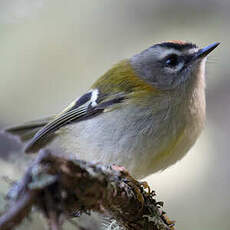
195,42 -> 220,59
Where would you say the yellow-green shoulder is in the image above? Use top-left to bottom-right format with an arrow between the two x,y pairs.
91,59 -> 159,96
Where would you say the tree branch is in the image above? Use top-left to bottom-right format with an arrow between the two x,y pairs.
0,149 -> 175,230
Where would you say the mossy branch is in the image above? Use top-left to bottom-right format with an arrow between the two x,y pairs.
0,149 -> 175,230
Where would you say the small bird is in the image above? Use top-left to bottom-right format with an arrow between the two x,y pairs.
4,41 -> 219,179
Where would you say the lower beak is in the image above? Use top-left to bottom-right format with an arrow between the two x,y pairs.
195,42 -> 220,59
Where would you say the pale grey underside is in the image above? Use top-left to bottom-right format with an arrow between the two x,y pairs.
48,88 -> 204,179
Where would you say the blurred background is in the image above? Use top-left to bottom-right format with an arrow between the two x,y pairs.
0,0 -> 229,229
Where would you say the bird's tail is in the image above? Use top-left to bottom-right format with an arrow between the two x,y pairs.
2,116 -> 53,143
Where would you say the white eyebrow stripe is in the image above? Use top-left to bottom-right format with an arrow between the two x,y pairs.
188,47 -> 199,54
159,48 -> 182,59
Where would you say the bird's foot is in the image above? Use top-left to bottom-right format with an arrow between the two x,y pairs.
162,213 -> 176,230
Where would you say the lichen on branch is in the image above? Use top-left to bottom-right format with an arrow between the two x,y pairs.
0,149 -> 175,230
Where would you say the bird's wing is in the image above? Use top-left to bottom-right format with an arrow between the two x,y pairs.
23,89 -> 126,153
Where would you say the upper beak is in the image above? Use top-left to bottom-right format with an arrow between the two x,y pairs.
195,42 -> 220,59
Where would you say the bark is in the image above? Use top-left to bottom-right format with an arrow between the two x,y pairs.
0,149 -> 175,230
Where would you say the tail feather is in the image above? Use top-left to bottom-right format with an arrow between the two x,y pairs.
2,116 -> 53,143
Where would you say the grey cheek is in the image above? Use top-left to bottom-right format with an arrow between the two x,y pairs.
159,74 -> 173,85
130,56 -> 179,89
135,62 -> 158,84
149,71 -> 174,89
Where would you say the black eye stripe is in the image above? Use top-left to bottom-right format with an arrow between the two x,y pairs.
161,54 -> 183,69
164,54 -> 180,67
183,54 -> 194,63
177,55 -> 195,73
162,53 -> 194,67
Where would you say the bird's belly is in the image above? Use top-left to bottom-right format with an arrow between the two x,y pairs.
50,106 -> 203,179
51,112 -> 157,177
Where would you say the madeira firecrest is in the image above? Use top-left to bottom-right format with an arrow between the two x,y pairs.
5,41 -> 220,179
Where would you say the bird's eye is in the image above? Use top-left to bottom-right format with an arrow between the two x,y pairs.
165,54 -> 179,68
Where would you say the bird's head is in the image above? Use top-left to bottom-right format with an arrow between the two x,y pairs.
130,41 -> 220,90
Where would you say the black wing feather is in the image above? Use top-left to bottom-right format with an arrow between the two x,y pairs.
24,90 -> 125,153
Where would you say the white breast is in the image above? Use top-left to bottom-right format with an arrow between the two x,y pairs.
50,82 -> 205,179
